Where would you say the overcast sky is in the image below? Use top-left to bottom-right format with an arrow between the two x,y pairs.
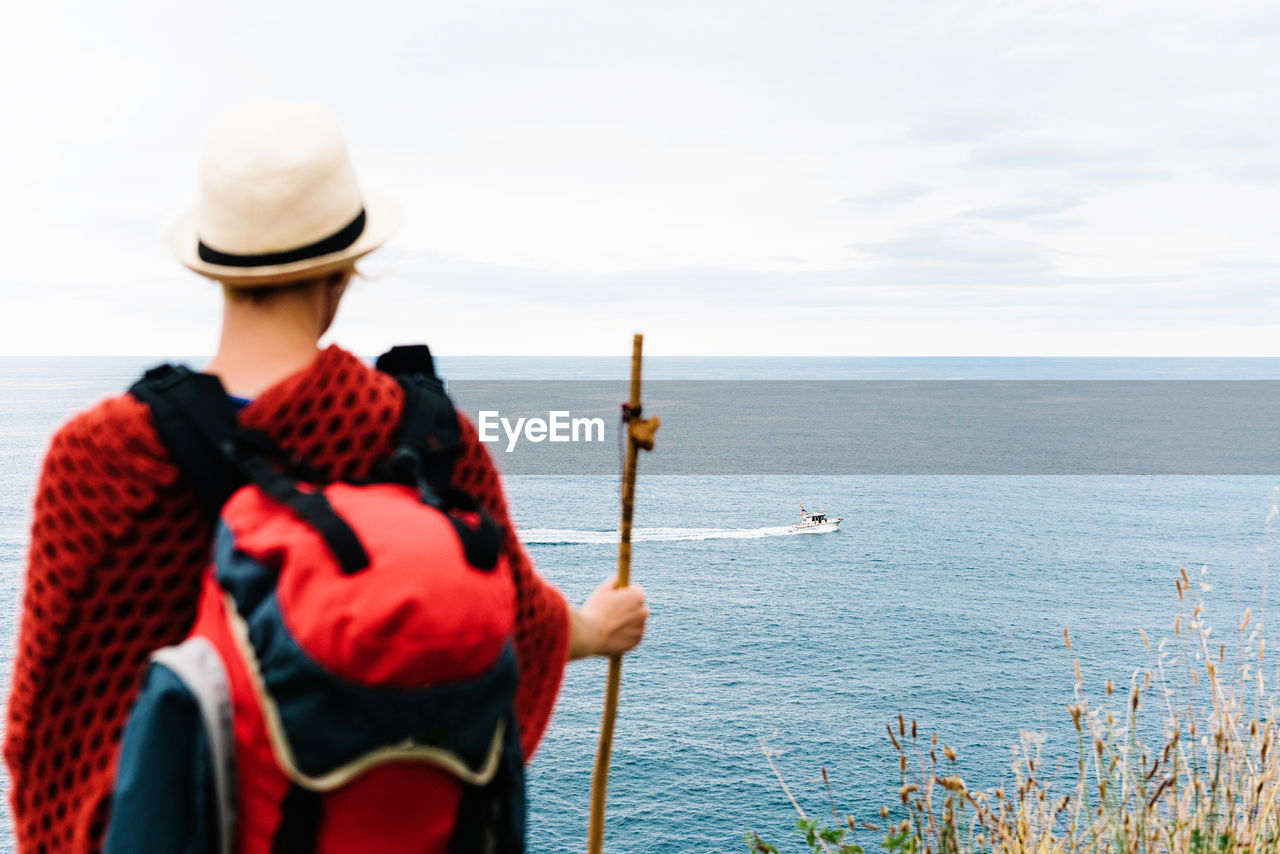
1,0 -> 1277,356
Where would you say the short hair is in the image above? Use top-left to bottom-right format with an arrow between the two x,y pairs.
221,269 -> 351,304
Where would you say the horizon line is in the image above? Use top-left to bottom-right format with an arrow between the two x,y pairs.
2,354 -> 1280,360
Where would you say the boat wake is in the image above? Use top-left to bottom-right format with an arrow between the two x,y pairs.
520,526 -> 797,545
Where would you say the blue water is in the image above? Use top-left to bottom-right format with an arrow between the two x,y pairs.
2,357 -> 1279,852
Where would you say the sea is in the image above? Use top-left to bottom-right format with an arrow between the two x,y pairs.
2,356 -> 1279,852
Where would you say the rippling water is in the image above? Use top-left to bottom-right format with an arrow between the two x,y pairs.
2,357 -> 1278,852
520,525 -> 801,545
514,474 -> 1279,852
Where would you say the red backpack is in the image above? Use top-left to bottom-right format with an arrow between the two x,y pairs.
104,346 -> 525,854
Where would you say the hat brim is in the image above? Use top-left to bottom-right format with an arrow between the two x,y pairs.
168,188 -> 403,286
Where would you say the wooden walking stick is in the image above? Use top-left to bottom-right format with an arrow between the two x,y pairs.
587,333 -> 660,854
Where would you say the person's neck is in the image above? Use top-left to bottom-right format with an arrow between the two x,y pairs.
204,305 -> 326,399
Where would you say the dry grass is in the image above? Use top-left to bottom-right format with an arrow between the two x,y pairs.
751,505 -> 1280,854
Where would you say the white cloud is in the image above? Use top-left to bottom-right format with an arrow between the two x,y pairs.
960,193 -> 1082,221
908,109 -> 1034,145
841,182 -> 933,210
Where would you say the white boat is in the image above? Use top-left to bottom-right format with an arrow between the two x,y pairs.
793,505 -> 842,534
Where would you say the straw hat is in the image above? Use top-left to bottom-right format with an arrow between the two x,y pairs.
169,105 -> 402,286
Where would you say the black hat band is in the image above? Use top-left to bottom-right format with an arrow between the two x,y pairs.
198,208 -> 367,268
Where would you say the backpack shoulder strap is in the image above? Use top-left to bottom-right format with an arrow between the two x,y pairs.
129,364 -> 370,574
375,345 -> 502,570
129,364 -> 247,517
375,345 -> 461,490
374,344 -> 441,381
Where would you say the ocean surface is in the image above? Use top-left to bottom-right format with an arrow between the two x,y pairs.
2,356 -> 1280,852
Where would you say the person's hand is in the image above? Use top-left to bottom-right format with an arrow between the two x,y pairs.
569,575 -> 649,659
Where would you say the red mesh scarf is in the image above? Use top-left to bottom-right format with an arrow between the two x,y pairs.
3,346 -> 570,853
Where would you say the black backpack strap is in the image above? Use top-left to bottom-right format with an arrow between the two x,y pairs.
376,345 -> 460,491
130,365 -> 246,516
271,784 -> 323,854
374,344 -> 441,381
375,346 -> 503,571
238,457 -> 370,575
129,365 -> 369,574
448,702 -> 526,854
